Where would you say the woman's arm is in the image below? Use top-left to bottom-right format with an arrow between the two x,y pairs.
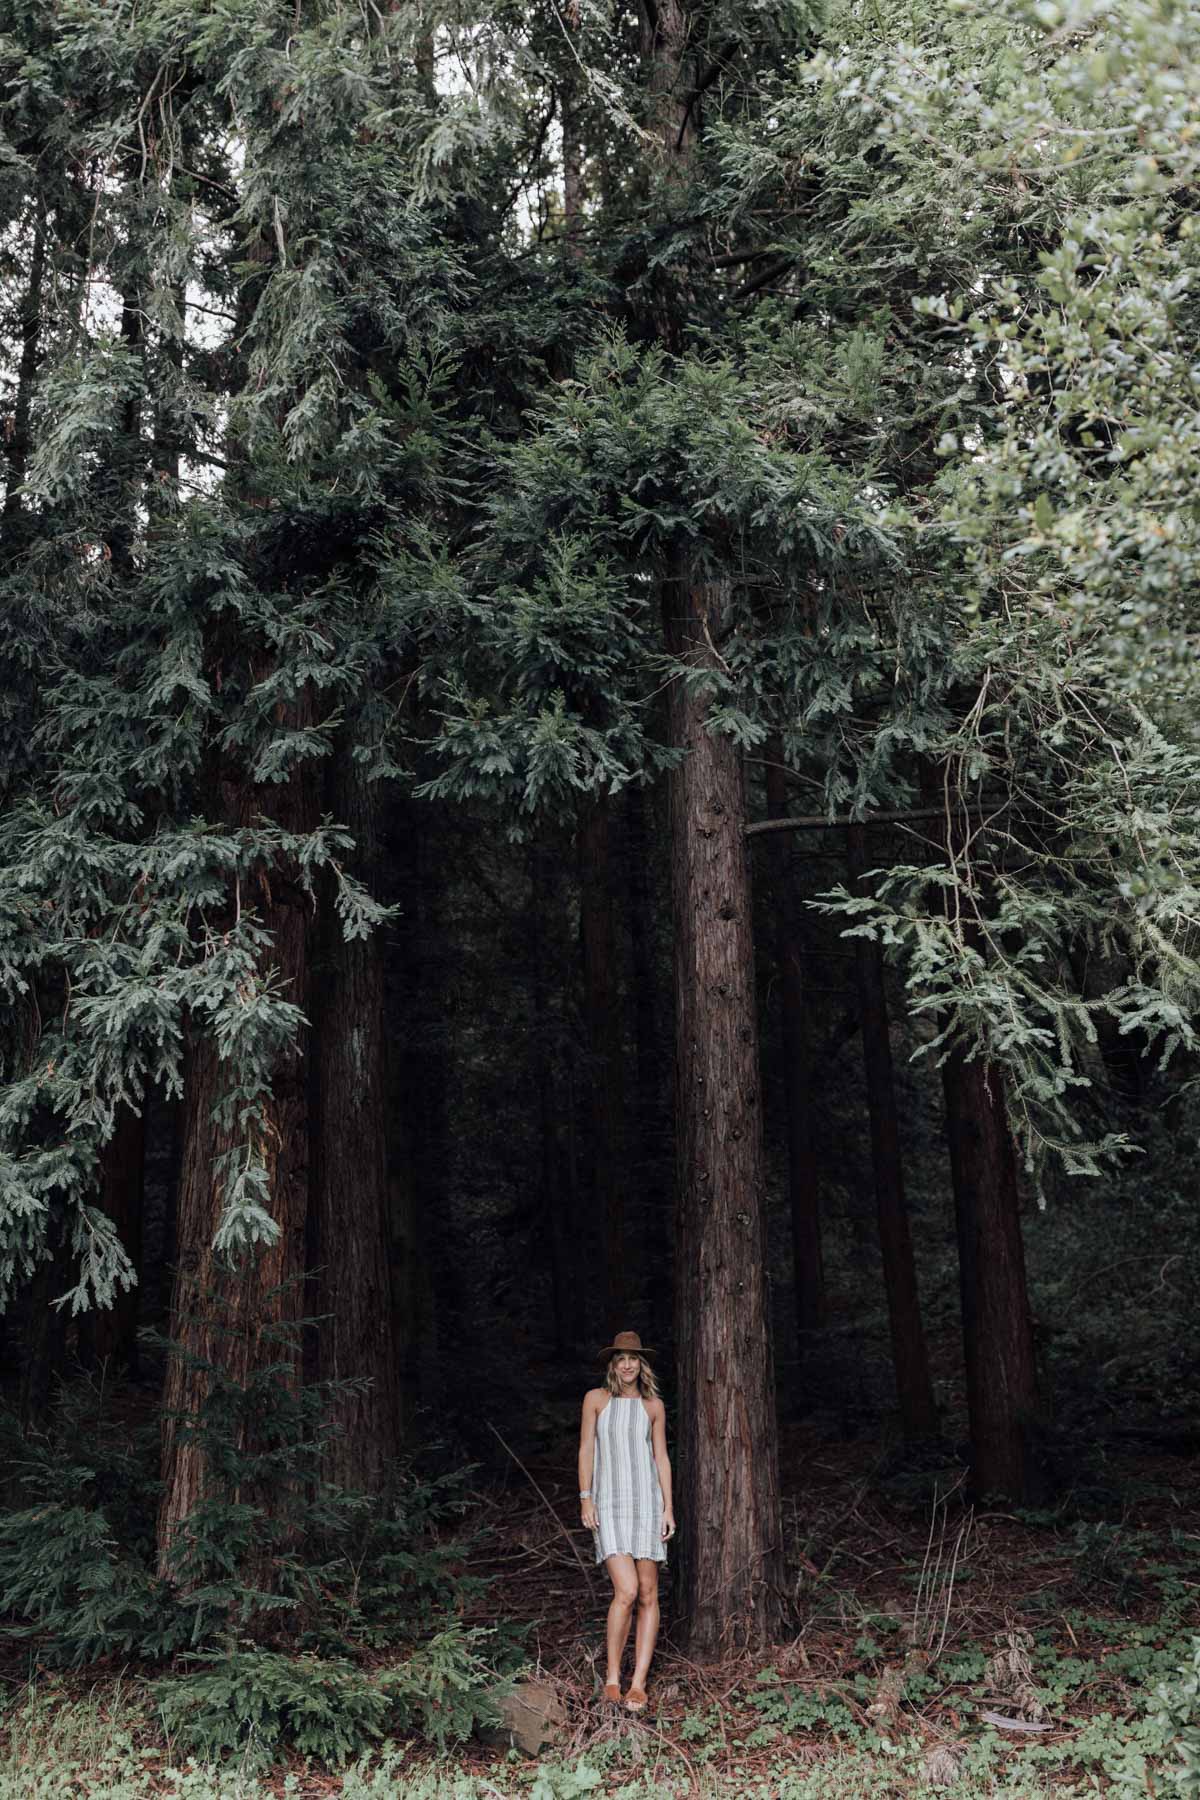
578,1391 -> 599,1532
650,1400 -> 675,1538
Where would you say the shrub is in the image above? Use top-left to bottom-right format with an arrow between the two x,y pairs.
155,1628 -> 507,1768
0,1330 -> 491,1667
380,1623 -> 505,1753
0,1495 -> 180,1664
155,1650 -> 393,1767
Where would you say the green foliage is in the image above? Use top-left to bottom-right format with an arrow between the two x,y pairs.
744,1668 -> 860,1740
0,1344 -> 502,1755
1155,1637 -> 1200,1795
155,1652 -> 392,1769
0,1393 -> 179,1664
379,1625 -> 506,1755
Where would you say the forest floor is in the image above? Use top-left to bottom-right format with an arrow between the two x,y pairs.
445,1415 -> 1200,1796
3,1413 -> 1197,1798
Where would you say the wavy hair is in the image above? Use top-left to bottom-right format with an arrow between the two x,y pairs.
603,1355 -> 660,1400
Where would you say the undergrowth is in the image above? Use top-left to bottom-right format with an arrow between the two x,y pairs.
0,1321 -> 524,1767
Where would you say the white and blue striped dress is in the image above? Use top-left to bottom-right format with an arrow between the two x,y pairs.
591,1395 -> 667,1565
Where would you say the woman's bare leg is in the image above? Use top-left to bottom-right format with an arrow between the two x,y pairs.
630,1560 -> 660,1690
604,1554 -> 638,1686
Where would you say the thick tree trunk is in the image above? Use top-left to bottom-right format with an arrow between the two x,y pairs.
664,570 -> 783,1654
846,825 -> 937,1439
81,1103 -> 146,1376
157,701 -> 317,1576
940,1049 -> 1042,1501
311,746 -> 403,1489
764,755 -> 825,1348
579,791 -> 627,1324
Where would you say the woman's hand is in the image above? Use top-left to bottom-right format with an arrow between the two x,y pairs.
581,1499 -> 598,1533
661,1509 -> 676,1542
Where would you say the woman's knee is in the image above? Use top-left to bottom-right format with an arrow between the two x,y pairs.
612,1578 -> 638,1608
636,1569 -> 659,1606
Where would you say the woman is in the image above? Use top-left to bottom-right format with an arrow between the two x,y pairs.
577,1330 -> 676,1713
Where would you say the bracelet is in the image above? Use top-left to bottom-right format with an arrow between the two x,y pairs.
579,1489 -> 591,1499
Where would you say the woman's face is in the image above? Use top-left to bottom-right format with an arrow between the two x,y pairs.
615,1354 -> 640,1385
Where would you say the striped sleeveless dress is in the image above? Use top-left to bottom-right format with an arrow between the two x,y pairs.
591,1395 -> 666,1565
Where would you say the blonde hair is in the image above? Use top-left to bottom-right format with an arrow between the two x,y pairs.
604,1355 -> 661,1400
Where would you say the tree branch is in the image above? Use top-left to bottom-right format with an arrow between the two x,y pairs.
745,803 -> 1009,839
733,255 -> 798,303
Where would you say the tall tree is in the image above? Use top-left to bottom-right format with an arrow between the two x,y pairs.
311,738 -> 403,1487
158,692 -> 320,1570
663,566 -> 783,1650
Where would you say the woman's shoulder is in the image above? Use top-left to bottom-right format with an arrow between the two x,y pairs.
583,1386 -> 608,1408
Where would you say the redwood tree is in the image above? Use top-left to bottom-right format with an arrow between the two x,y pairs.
311,741 -> 403,1488
663,571 -> 783,1652
158,693 -> 319,1572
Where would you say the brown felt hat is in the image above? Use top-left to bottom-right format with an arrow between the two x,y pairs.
596,1330 -> 655,1363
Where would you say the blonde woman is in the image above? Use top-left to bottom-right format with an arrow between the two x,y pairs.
577,1330 -> 676,1712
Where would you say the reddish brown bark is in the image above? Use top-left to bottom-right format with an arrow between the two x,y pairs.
636,0 -> 783,1651
941,1048 -> 1042,1500
664,570 -> 782,1654
157,691 -> 317,1577
764,755 -> 825,1345
311,747 -> 403,1488
846,825 -> 937,1439
579,790 -> 627,1323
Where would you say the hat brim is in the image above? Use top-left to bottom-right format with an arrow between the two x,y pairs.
597,1344 -> 656,1362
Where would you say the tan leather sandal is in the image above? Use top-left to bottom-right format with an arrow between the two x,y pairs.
625,1686 -> 648,1713
603,1682 -> 622,1705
